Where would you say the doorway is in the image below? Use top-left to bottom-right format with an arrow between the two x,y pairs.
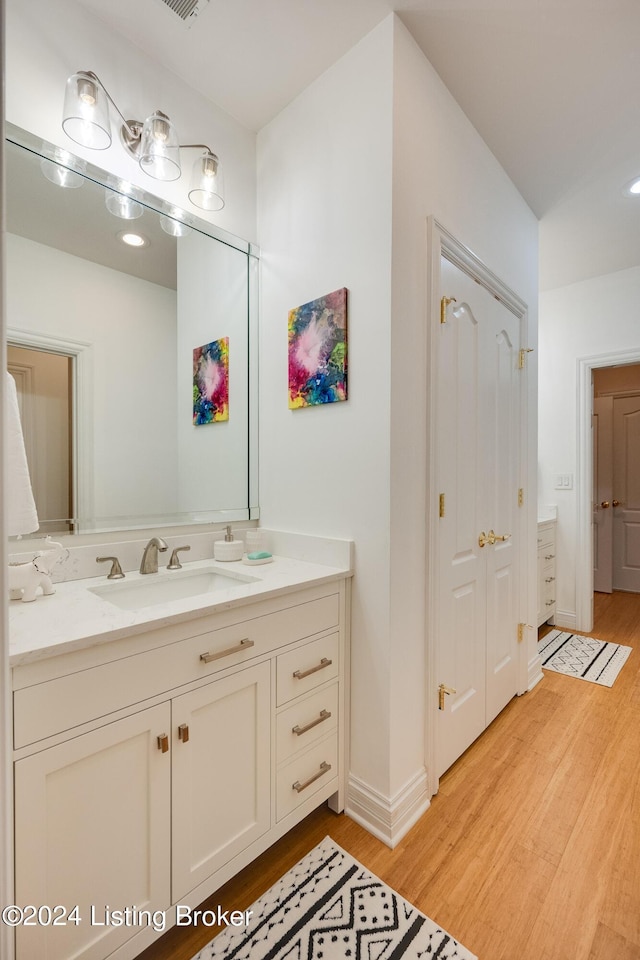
592,363 -> 640,595
7,344 -> 74,534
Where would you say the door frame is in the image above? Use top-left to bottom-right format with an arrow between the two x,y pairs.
576,348 -> 640,632
425,218 -> 531,798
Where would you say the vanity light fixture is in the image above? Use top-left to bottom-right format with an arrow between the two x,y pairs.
62,70 -> 224,210
105,191 -> 144,220
159,208 -> 192,237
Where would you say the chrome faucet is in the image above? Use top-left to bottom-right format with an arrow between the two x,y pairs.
139,537 -> 168,574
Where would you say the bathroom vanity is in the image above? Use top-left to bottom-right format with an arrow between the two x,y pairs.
9,542 -> 351,960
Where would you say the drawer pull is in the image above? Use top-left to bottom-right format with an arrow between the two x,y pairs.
157,733 -> 169,753
546,600 -> 554,607
200,639 -> 254,663
545,554 -> 555,560
292,709 -> 332,737
293,657 -> 332,681
545,577 -> 555,583
292,760 -> 332,794
178,723 -> 190,743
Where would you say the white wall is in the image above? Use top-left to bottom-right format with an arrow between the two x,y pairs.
258,14 -> 538,836
5,0 -> 257,242
6,233 -> 178,522
539,265 -> 640,624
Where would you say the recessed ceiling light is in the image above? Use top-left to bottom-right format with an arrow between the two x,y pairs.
623,177 -> 640,197
119,231 -> 148,247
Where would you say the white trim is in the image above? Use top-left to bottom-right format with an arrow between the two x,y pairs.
426,218 -> 533,798
576,348 -> 640,632
6,328 -> 94,527
345,769 -> 430,849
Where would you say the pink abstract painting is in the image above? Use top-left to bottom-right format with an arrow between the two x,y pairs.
288,288 -> 347,409
193,337 -> 229,425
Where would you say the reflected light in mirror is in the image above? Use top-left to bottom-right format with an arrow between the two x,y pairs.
119,231 -> 147,247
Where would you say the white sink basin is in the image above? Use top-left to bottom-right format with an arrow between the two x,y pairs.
89,566 -> 259,611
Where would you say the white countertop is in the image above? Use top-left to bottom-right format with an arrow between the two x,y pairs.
9,555 -> 351,667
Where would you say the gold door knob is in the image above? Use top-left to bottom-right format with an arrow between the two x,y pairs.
478,531 -> 495,548
600,500 -> 610,509
612,499 -> 620,507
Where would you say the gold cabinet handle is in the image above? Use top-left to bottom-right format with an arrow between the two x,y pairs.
293,657 -> 332,680
292,709 -> 332,737
178,723 -> 189,743
292,761 -> 332,794
612,499 -> 621,507
438,683 -> 457,710
157,733 -> 169,753
600,500 -> 610,509
200,638 -> 254,663
545,576 -> 555,583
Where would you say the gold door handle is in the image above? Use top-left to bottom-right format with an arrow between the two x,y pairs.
478,531 -> 495,548
600,500 -> 610,509
440,296 -> 457,324
438,683 -> 457,710
178,723 -> 189,743
494,532 -> 511,542
157,733 -> 169,753
612,500 -> 621,507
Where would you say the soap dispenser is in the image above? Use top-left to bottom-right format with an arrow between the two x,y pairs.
213,525 -> 244,562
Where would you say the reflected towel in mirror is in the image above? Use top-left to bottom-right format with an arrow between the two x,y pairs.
6,371 -> 39,536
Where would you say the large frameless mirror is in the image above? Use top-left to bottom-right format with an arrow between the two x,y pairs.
5,124 -> 258,535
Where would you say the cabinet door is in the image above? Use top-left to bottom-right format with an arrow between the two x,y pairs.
171,662 -> 271,901
14,703 -> 171,960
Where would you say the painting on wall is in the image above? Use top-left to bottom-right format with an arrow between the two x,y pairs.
288,287 -> 348,409
193,337 -> 229,425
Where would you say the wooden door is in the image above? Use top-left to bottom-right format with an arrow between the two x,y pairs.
171,661 -> 271,901
612,395 -> 640,592
593,396 -> 613,593
14,704 -> 171,960
435,256 -> 521,778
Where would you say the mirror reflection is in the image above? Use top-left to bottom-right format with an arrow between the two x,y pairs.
5,127 -> 258,535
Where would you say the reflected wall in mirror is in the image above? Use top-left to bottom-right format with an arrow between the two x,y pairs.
5,126 -> 259,535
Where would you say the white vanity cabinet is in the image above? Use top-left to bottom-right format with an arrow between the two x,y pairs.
11,580 -> 348,960
537,519 -> 557,627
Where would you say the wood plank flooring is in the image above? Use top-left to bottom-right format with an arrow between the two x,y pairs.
139,590 -> 640,960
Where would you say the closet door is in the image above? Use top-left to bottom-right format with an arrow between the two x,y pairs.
435,255 -> 521,778
612,395 -> 640,592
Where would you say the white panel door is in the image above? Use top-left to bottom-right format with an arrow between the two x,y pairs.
593,396 -> 613,593
171,661 -> 271,901
436,256 -> 520,777
14,704 -> 171,960
613,395 -> 640,592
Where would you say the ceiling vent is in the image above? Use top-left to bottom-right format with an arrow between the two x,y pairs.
156,0 -> 210,28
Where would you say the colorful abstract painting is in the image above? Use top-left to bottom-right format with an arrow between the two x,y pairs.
193,337 -> 229,425
288,287 -> 348,409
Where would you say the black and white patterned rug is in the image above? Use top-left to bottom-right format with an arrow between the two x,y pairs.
192,836 -> 476,960
538,629 -> 632,686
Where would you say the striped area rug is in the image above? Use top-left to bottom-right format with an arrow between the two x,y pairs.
193,836 -> 476,960
538,629 -> 632,687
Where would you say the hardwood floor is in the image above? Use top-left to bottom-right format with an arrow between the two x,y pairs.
139,590 -> 640,960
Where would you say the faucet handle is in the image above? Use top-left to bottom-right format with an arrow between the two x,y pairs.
167,545 -> 191,570
97,556 -> 125,579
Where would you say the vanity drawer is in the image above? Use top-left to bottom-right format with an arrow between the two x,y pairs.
276,734 -> 338,822
14,593 -> 340,748
276,633 -> 339,707
276,684 -> 338,764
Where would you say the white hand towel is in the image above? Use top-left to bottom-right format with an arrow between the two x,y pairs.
6,371 -> 39,536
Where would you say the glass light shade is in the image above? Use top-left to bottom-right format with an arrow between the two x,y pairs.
62,72 -> 112,150
40,151 -> 86,188
188,151 -> 224,211
139,111 -> 181,181
159,211 -> 192,237
105,190 -> 144,220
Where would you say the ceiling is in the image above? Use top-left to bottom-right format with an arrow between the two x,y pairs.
74,0 -> 640,290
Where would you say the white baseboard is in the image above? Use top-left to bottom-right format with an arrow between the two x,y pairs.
345,768 -> 430,849
554,610 -> 577,630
